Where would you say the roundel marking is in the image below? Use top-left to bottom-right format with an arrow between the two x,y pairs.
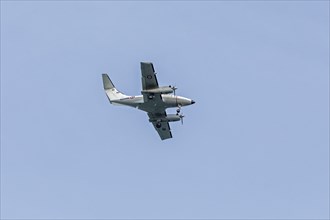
147,75 -> 152,79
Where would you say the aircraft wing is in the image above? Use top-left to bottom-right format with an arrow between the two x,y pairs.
141,62 -> 172,140
148,112 -> 172,140
140,62 -> 163,103
141,62 -> 159,90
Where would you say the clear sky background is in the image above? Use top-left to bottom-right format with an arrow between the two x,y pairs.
1,1 -> 329,219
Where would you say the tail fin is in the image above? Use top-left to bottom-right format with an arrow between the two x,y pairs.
102,74 -> 128,104
102,73 -> 115,90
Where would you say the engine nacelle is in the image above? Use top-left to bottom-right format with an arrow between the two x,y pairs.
149,114 -> 181,123
142,86 -> 174,94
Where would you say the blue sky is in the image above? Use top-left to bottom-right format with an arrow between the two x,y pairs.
1,1 -> 329,219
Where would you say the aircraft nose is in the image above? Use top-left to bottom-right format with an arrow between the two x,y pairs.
191,100 -> 195,104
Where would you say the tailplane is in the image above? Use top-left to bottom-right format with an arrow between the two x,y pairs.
102,74 -> 128,104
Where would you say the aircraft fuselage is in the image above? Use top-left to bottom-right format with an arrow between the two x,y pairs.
111,94 -> 194,113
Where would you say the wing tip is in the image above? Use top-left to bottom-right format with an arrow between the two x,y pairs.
140,62 -> 155,72
141,61 -> 153,65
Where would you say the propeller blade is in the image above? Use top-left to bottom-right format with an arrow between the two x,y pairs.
170,85 -> 178,96
179,114 -> 184,125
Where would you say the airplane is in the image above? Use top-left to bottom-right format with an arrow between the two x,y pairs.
102,62 -> 195,140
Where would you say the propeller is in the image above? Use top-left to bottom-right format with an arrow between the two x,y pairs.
169,85 -> 178,96
179,114 -> 184,125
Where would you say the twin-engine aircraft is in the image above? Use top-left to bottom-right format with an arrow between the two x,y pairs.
102,62 -> 195,140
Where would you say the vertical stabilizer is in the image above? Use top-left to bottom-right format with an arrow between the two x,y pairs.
102,74 -> 128,103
